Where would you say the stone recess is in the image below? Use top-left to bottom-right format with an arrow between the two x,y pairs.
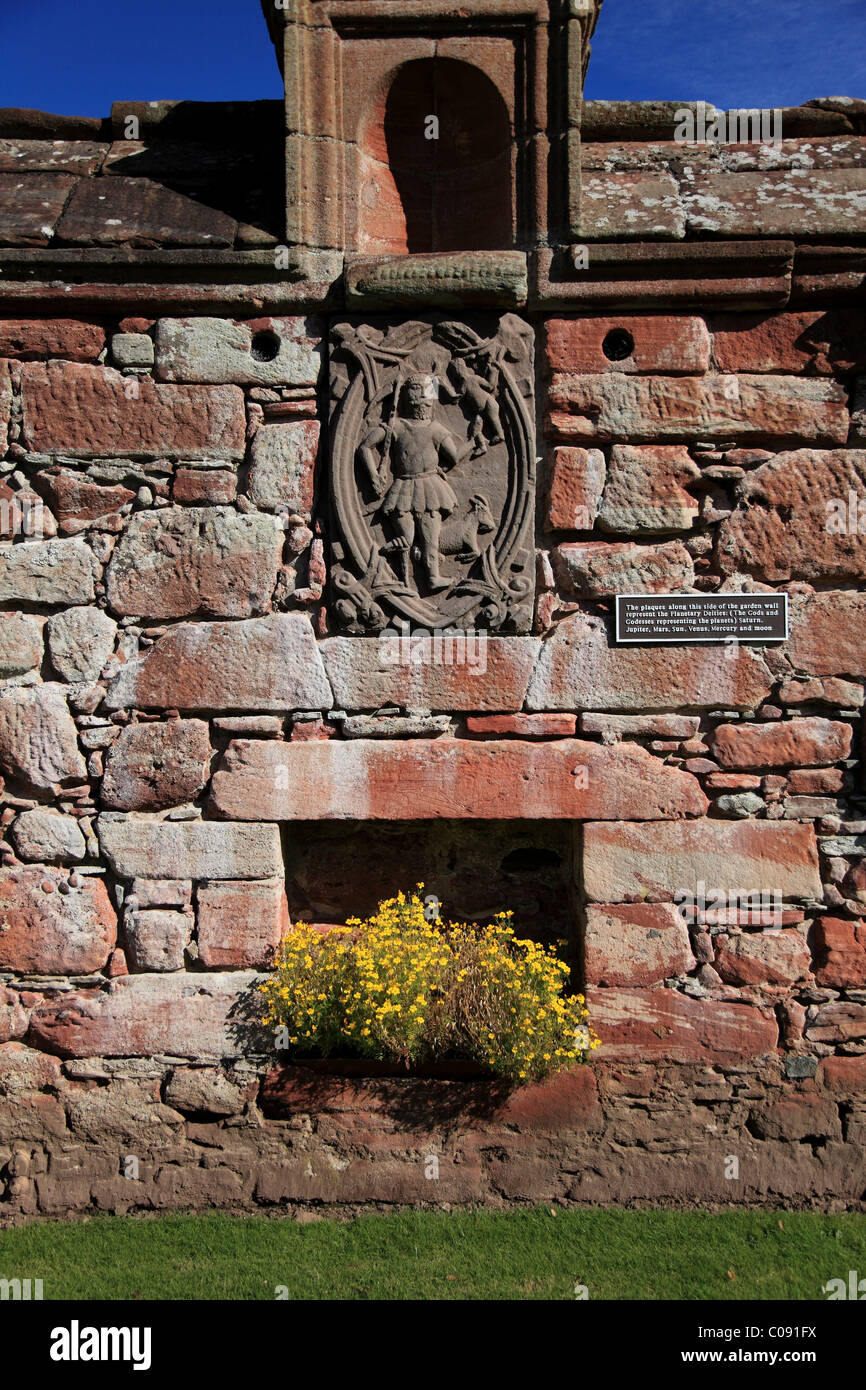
0,868 -> 116,974
197,880 -> 289,969
582,820 -> 823,903
104,614 -> 332,713
588,988 -> 778,1061
104,508 -> 285,619
320,636 -> 539,713
155,317 -> 322,386
711,718 -> 853,770
0,540 -> 94,606
598,445 -> 700,533
20,362 -> 247,459
96,819 -> 283,881
46,606 -> 116,683
547,374 -> 849,444
100,720 -> 213,812
28,972 -> 261,1058
526,613 -> 773,712
0,685 -> 87,791
585,904 -> 695,987
248,421 -> 319,513
209,738 -> 707,821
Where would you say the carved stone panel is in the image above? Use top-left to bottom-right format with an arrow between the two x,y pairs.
327,313 -> 535,634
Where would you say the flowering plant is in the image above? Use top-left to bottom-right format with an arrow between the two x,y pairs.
259,888 -> 599,1083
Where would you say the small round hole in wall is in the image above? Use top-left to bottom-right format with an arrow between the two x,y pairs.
250,329 -> 281,363
602,327 -> 635,362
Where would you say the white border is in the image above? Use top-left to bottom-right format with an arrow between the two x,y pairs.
615,591 -> 789,645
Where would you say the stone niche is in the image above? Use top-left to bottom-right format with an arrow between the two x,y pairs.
260,0 -> 604,250
282,819 -> 579,954
326,311 -> 536,632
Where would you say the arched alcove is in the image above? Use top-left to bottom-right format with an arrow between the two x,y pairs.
358,57 -> 514,255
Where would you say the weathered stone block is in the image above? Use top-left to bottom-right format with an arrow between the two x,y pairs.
711,718 -> 852,770
547,374 -> 849,444
713,930 -> 810,988
46,606 -> 116,683
0,612 -> 42,678
597,445 -> 700,532
0,317 -> 105,362
197,880 -> 289,969
126,910 -> 190,972
582,820 -> 822,903
0,868 -> 115,974
155,317 -> 321,386
553,539 -> 693,598
209,737 -> 707,821
56,175 -> 237,247
0,172 -> 77,244
684,169 -> 866,237
782,592 -> 866,678
545,316 -> 709,375
544,446 -> 606,531
28,972 -> 261,1058
320,635 -> 539,713
526,613 -> 773,712
811,917 -> 866,988
104,614 -> 332,713
248,420 -> 319,513
579,171 -> 685,239
105,508 -> 284,619
0,684 -> 87,791
97,818 -> 283,880
21,362 -> 246,459
585,904 -> 695,987
0,539 -> 94,606
11,809 -> 86,863
100,720 -> 212,812
587,987 -> 778,1061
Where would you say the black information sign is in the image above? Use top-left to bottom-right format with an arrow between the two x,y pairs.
616,592 -> 788,645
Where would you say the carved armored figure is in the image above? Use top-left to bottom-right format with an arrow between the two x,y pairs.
329,313 -> 535,633
359,375 -> 473,594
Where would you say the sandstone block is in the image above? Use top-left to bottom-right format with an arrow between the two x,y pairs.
320,635 -> 539,713
197,880 -> 289,969
782,592 -> 866,679
585,903 -> 695,987
0,539 -> 94,606
811,917 -> 866,988
0,867 -> 115,974
21,362 -> 246,459
466,714 -> 577,738
582,820 -> 822,903
11,809 -> 86,862
0,318 -> 105,362
96,818 -> 283,880
545,316 -> 710,375
587,987 -> 778,1061
126,910 -> 189,972
713,930 -> 810,988
749,1095 -> 842,1142
104,614 -> 332,714
553,539 -> 693,599
580,171 -> 685,239
164,1066 -> 247,1116
684,169 -> 866,237
105,507 -> 284,619
547,374 -> 849,445
28,972 -> 261,1058
711,718 -> 852,770
544,446 -> 606,531
525,613 -> 773,712
0,613 -> 42,678
209,737 -> 707,821
155,317 -> 321,386
0,684 -> 86,791
46,605 -> 116,683
247,420 -> 319,513
100,719 -> 212,812
598,445 -> 700,532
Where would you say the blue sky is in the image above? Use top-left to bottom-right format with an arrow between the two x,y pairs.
0,0 -> 864,116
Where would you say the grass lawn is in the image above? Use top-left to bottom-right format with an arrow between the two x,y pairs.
1,1207 -> 864,1300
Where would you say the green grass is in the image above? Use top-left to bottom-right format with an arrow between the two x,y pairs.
0,1208 -> 863,1300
